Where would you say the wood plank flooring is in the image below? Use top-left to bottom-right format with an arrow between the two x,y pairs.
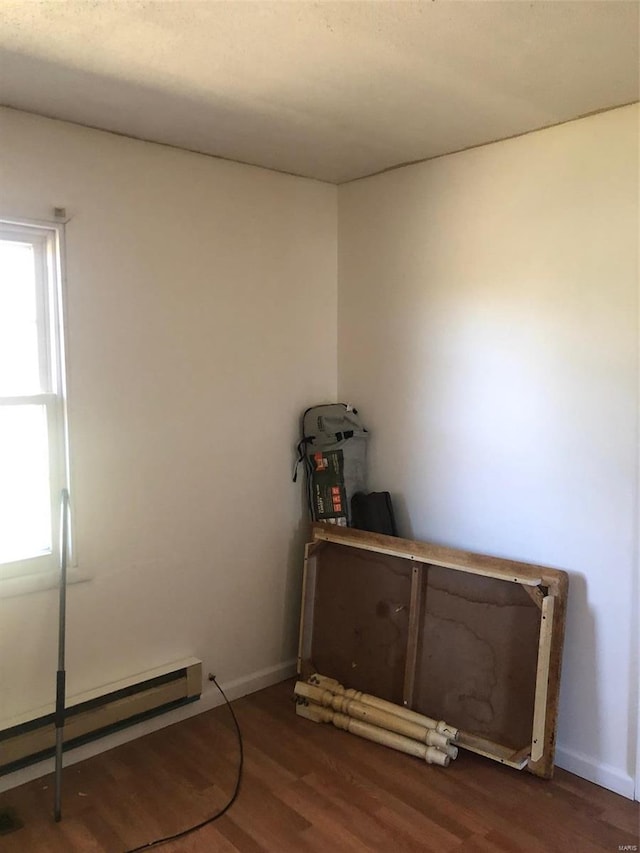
0,679 -> 638,852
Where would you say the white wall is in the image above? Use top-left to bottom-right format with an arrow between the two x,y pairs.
338,105 -> 639,797
1,103 -> 638,800
0,109 -> 337,729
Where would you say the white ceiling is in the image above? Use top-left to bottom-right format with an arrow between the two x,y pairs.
0,1 -> 638,183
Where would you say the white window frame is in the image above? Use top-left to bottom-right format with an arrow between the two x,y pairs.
0,218 -> 71,584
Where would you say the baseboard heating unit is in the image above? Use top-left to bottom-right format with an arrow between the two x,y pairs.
0,658 -> 202,776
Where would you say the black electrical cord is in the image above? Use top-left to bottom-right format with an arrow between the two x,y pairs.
123,675 -> 243,853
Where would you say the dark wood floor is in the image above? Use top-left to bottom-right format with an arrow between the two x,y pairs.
1,679 -> 638,852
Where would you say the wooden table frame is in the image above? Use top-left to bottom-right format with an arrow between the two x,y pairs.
298,525 -> 568,779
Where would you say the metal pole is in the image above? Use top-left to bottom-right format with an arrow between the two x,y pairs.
54,488 -> 70,823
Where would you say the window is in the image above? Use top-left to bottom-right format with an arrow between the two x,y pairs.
0,220 -> 69,579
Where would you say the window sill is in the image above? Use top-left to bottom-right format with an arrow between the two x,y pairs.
0,567 -> 92,599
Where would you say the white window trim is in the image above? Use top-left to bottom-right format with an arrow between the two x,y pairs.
0,217 -> 82,596
0,566 -> 91,599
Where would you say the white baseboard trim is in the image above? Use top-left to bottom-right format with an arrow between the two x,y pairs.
555,745 -> 635,800
0,658 -> 296,794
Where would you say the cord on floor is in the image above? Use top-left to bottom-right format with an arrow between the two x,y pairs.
123,675 -> 243,853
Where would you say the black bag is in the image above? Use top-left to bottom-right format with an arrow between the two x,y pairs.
351,491 -> 398,537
